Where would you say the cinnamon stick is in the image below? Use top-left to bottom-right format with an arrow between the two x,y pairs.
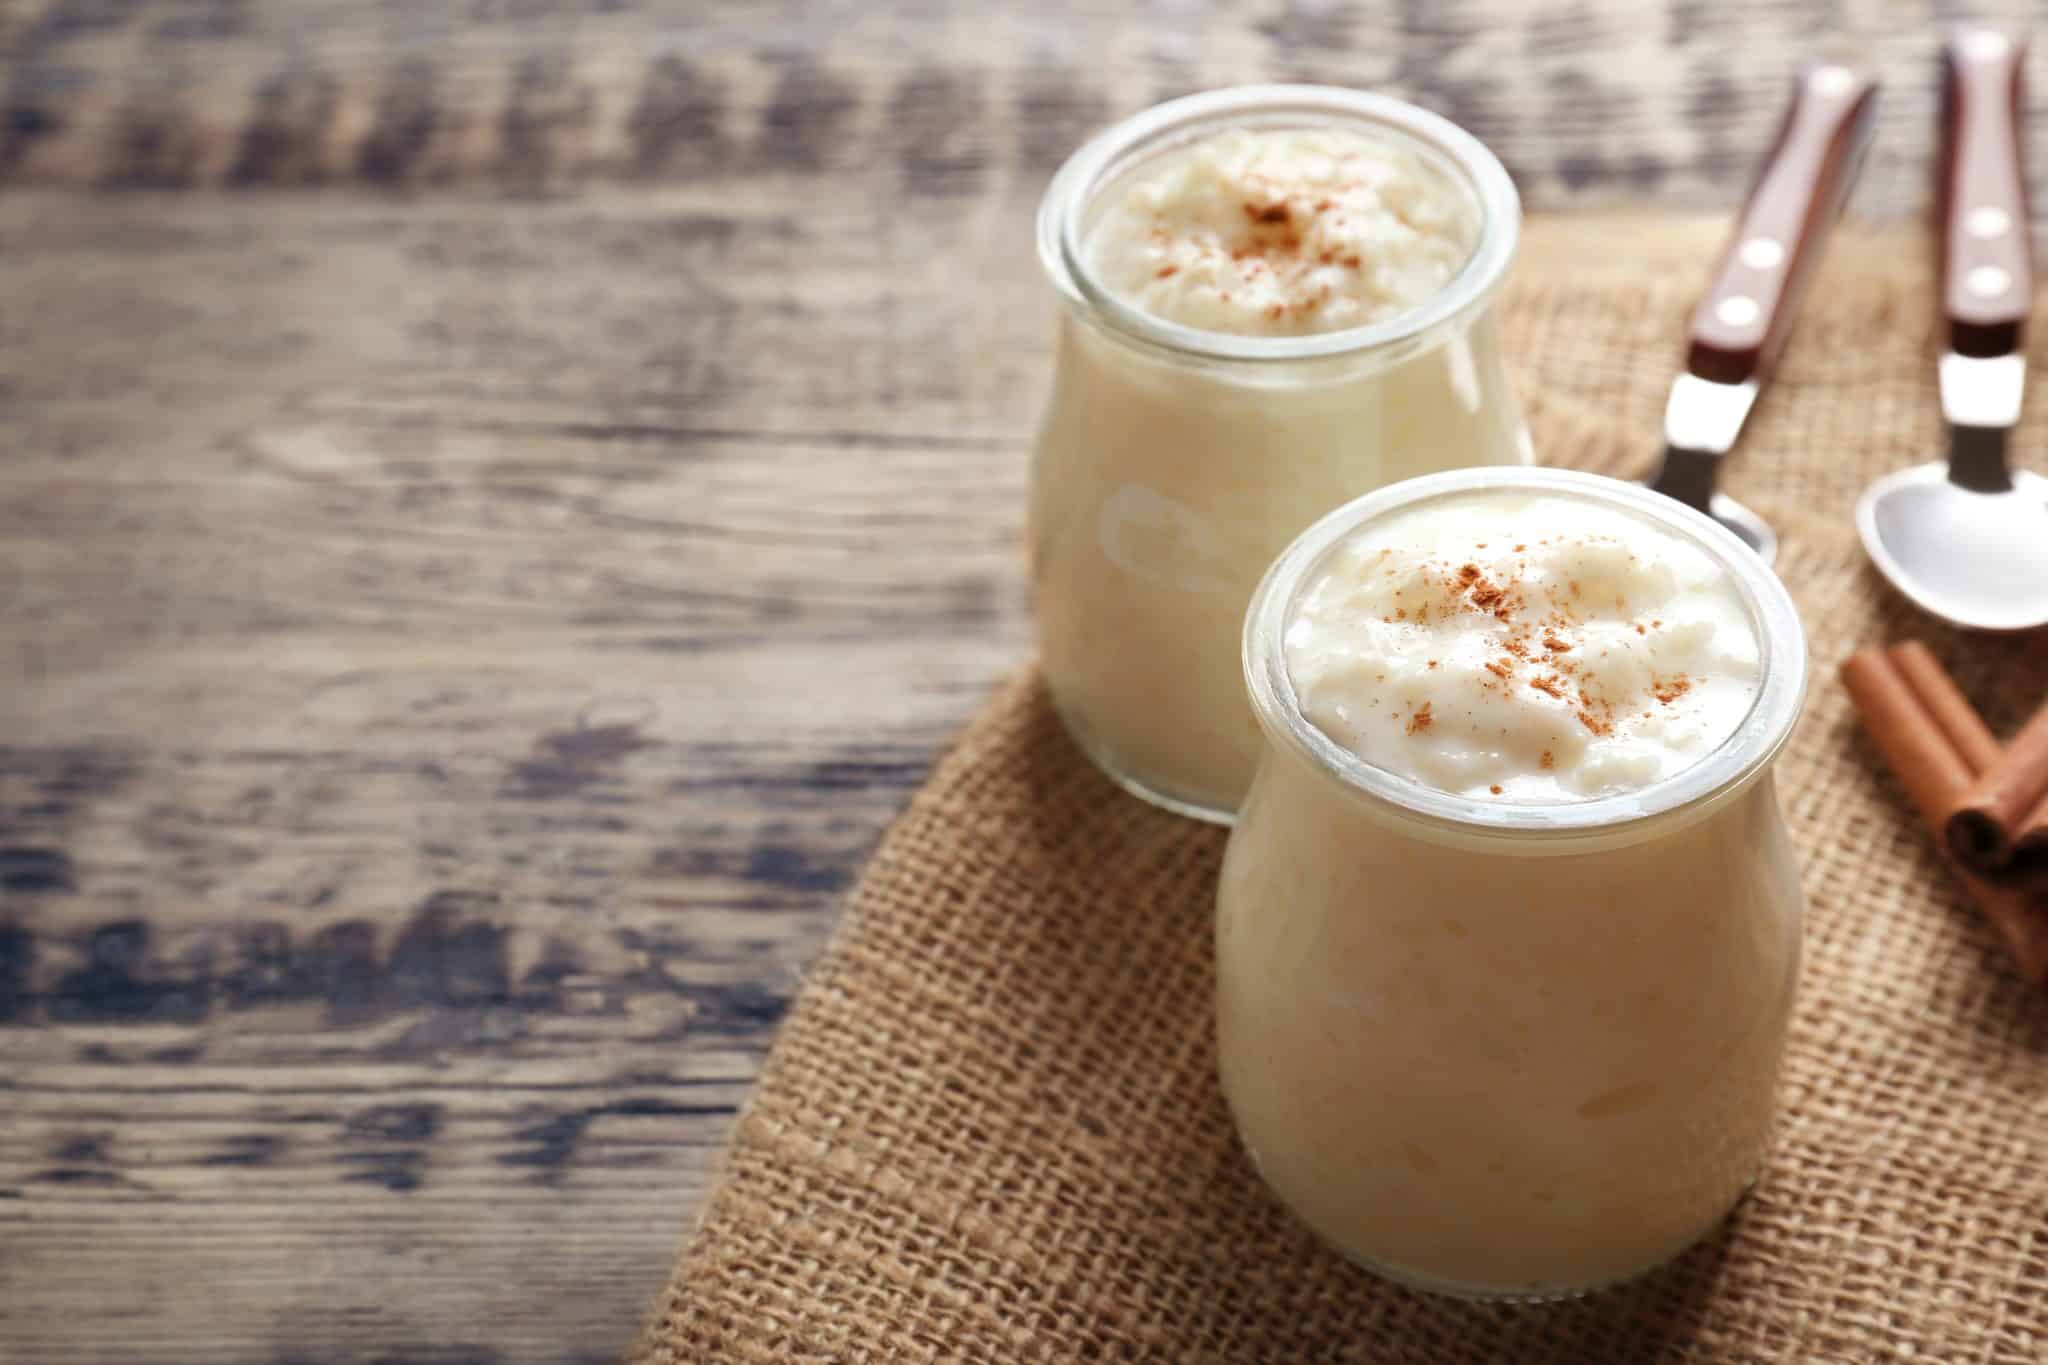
1842,648 -> 1977,822
1841,645 -> 2048,984
1889,641 -> 2001,772
2009,799 -> 2048,890
1946,702 -> 2048,875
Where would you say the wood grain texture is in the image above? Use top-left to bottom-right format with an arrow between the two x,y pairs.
0,1 -> 1988,1362
0,179 -> 1036,1361
0,0 -> 2042,213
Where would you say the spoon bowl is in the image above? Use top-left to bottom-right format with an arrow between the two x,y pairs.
1856,464 -> 2048,631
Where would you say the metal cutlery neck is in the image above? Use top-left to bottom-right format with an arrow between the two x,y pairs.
1648,444 -> 1725,514
1937,350 -> 2024,493
1945,423 -> 2016,493
1662,372 -> 1761,457
1938,350 -> 2025,426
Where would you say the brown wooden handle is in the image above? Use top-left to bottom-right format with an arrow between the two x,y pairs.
1939,29 -> 2031,358
1686,63 -> 1879,385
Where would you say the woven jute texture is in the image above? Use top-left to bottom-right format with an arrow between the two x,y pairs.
637,225 -> 2048,1364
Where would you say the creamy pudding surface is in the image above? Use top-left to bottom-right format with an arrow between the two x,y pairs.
1285,492 -> 1763,801
1083,127 -> 1479,337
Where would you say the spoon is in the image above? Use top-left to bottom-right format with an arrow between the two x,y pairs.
1646,62 -> 1880,565
1857,29 -> 2048,632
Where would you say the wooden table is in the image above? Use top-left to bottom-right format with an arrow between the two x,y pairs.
0,4 -> 2024,1360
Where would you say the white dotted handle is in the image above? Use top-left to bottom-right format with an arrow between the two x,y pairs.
1940,29 -> 2032,357
1687,62 -> 1879,385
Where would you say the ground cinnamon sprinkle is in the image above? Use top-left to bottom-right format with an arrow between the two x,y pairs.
1360,537 -> 1694,754
1574,679 -> 1617,735
1156,264 -> 1179,278
1246,201 -> 1291,224
1489,784 -> 1503,795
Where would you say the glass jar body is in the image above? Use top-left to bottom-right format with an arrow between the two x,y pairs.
1214,740 -> 1804,1298
1031,304 -> 1527,822
1029,85 -> 1528,824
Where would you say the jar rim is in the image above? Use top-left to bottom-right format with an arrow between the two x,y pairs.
1242,468 -> 1810,841
1035,84 -> 1521,365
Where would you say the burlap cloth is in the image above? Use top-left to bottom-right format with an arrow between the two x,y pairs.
637,224 -> 2048,1363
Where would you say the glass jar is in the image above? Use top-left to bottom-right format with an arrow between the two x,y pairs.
1216,468 -> 1809,1300
1030,85 -> 1530,824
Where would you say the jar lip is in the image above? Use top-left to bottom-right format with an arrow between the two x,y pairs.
1242,468 -> 1810,839
1036,84 -> 1521,364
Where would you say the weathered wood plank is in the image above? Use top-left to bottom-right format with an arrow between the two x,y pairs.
0,182 -> 1035,1361
0,0 -> 2025,215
